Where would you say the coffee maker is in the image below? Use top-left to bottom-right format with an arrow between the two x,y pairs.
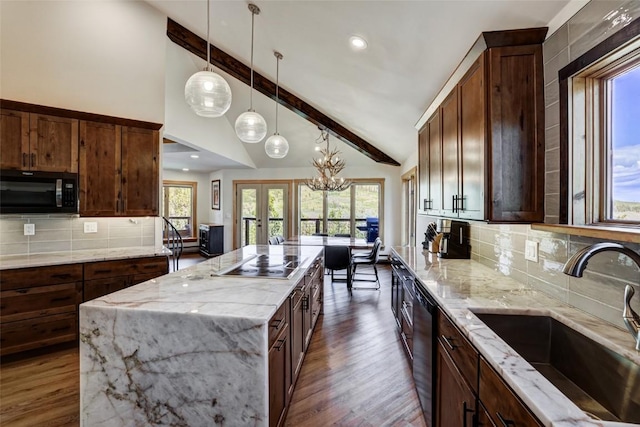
436,219 -> 471,259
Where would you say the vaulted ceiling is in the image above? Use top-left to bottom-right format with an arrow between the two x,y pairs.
148,0 -> 571,172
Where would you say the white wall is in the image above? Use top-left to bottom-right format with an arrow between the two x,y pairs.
164,41 -> 256,168
210,165 -> 402,252
0,0 -> 166,124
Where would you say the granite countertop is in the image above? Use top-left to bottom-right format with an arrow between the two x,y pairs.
391,246 -> 639,427
0,246 -> 172,270
81,244 -> 323,322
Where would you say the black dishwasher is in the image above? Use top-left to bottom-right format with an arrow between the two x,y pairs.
413,280 -> 438,427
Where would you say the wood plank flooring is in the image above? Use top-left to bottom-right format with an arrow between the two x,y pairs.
0,265 -> 425,426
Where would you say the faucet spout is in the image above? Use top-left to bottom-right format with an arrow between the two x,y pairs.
623,285 -> 640,351
563,242 -> 640,351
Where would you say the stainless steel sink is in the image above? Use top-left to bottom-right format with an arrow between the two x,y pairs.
474,313 -> 640,423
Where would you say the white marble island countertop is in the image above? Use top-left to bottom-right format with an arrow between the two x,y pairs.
392,246 -> 639,427
80,244 -> 323,426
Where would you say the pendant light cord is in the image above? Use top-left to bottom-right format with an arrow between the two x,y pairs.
250,9 -> 255,110
206,0 -> 211,70
275,54 -> 280,133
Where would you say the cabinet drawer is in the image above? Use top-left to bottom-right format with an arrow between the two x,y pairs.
1,282 -> 80,323
269,301 -> 289,348
84,276 -> 129,302
84,256 -> 167,280
0,312 -> 77,356
438,309 -> 479,393
1,264 -> 83,290
479,357 -> 543,427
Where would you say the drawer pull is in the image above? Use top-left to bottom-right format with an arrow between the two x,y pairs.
441,335 -> 457,351
462,401 -> 475,427
270,317 -> 285,331
51,274 -> 72,280
274,338 -> 286,351
16,289 -> 29,294
496,412 -> 515,427
51,296 -> 72,303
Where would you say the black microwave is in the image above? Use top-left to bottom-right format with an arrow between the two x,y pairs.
0,170 -> 78,214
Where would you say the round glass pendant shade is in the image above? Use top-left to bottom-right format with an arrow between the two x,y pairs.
265,134 -> 289,158
185,70 -> 232,118
235,110 -> 267,143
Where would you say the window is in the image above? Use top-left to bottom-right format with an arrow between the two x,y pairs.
162,181 -> 197,239
295,179 -> 383,239
561,32 -> 640,225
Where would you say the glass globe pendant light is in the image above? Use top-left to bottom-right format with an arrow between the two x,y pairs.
235,4 -> 267,143
184,0 -> 232,118
265,52 -> 289,159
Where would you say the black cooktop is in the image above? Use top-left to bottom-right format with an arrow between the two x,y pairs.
224,254 -> 304,279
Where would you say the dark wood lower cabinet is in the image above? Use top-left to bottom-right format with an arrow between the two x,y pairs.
0,255 -> 168,356
436,342 -> 476,427
269,322 -> 290,427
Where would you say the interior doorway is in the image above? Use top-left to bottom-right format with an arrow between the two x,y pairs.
401,168 -> 417,246
234,181 -> 291,248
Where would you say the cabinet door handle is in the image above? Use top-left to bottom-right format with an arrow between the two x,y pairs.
302,295 -> 309,311
441,335 -> 457,351
31,153 -> 35,167
22,153 -> 27,167
462,401 -> 475,427
496,412 -> 516,427
452,195 -> 458,213
274,338 -> 286,351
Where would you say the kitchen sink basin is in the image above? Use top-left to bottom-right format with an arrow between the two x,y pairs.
474,313 -> 640,423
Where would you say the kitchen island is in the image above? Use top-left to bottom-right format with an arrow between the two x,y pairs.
80,244 -> 324,427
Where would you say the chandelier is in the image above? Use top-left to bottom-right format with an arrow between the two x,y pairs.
305,129 -> 351,192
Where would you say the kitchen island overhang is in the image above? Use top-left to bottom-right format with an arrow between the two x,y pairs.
80,244 -> 324,427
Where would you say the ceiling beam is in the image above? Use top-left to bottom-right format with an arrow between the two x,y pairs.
166,18 -> 400,166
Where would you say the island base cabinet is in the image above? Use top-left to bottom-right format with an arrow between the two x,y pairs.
0,312 -> 77,355
436,342 -> 476,427
290,285 -> 305,382
269,300 -> 291,427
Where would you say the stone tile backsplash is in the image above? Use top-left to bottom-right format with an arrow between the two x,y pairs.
0,216 -> 159,256
417,215 -> 640,332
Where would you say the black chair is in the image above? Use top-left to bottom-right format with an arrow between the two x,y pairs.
324,245 -> 353,291
351,237 -> 382,290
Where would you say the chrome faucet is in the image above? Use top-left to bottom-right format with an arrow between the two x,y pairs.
563,242 -> 640,351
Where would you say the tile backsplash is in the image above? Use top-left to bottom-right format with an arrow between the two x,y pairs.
417,215 -> 640,333
0,216 -> 159,256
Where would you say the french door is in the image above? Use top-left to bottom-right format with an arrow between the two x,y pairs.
235,182 -> 290,247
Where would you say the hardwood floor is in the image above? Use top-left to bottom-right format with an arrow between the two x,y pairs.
0,265 -> 425,426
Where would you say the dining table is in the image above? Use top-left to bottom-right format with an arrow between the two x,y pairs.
283,235 -> 371,250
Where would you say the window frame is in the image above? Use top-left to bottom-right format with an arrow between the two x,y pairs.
293,178 -> 384,239
559,19 -> 640,226
162,180 -> 198,241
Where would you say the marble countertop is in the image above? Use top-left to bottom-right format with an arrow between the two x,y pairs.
0,246 -> 171,270
391,246 -> 639,427
81,245 -> 323,322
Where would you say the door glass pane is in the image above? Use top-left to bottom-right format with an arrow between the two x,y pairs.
610,65 -> 640,220
241,188 -> 257,246
165,186 -> 193,237
326,189 -> 350,236
268,188 -> 284,238
299,186 -> 323,235
355,184 -> 380,240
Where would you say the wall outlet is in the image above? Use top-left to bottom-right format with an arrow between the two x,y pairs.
84,222 -> 98,233
24,223 -> 35,236
525,240 -> 539,262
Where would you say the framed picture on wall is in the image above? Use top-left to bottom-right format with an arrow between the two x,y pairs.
211,180 -> 221,210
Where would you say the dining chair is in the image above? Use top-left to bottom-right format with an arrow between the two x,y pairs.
334,233 -> 352,238
268,236 -> 279,245
324,245 -> 353,291
351,237 -> 382,290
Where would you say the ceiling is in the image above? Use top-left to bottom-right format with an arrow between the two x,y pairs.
148,0 -> 571,173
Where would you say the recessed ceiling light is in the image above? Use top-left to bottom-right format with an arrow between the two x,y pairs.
182,168 -> 190,172
190,154 -> 200,159
349,35 -> 368,50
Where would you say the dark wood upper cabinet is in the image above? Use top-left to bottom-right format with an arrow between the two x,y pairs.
427,110 -> 443,216
0,109 -> 78,173
80,121 -> 158,217
418,124 -> 429,211
417,27 -> 546,223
